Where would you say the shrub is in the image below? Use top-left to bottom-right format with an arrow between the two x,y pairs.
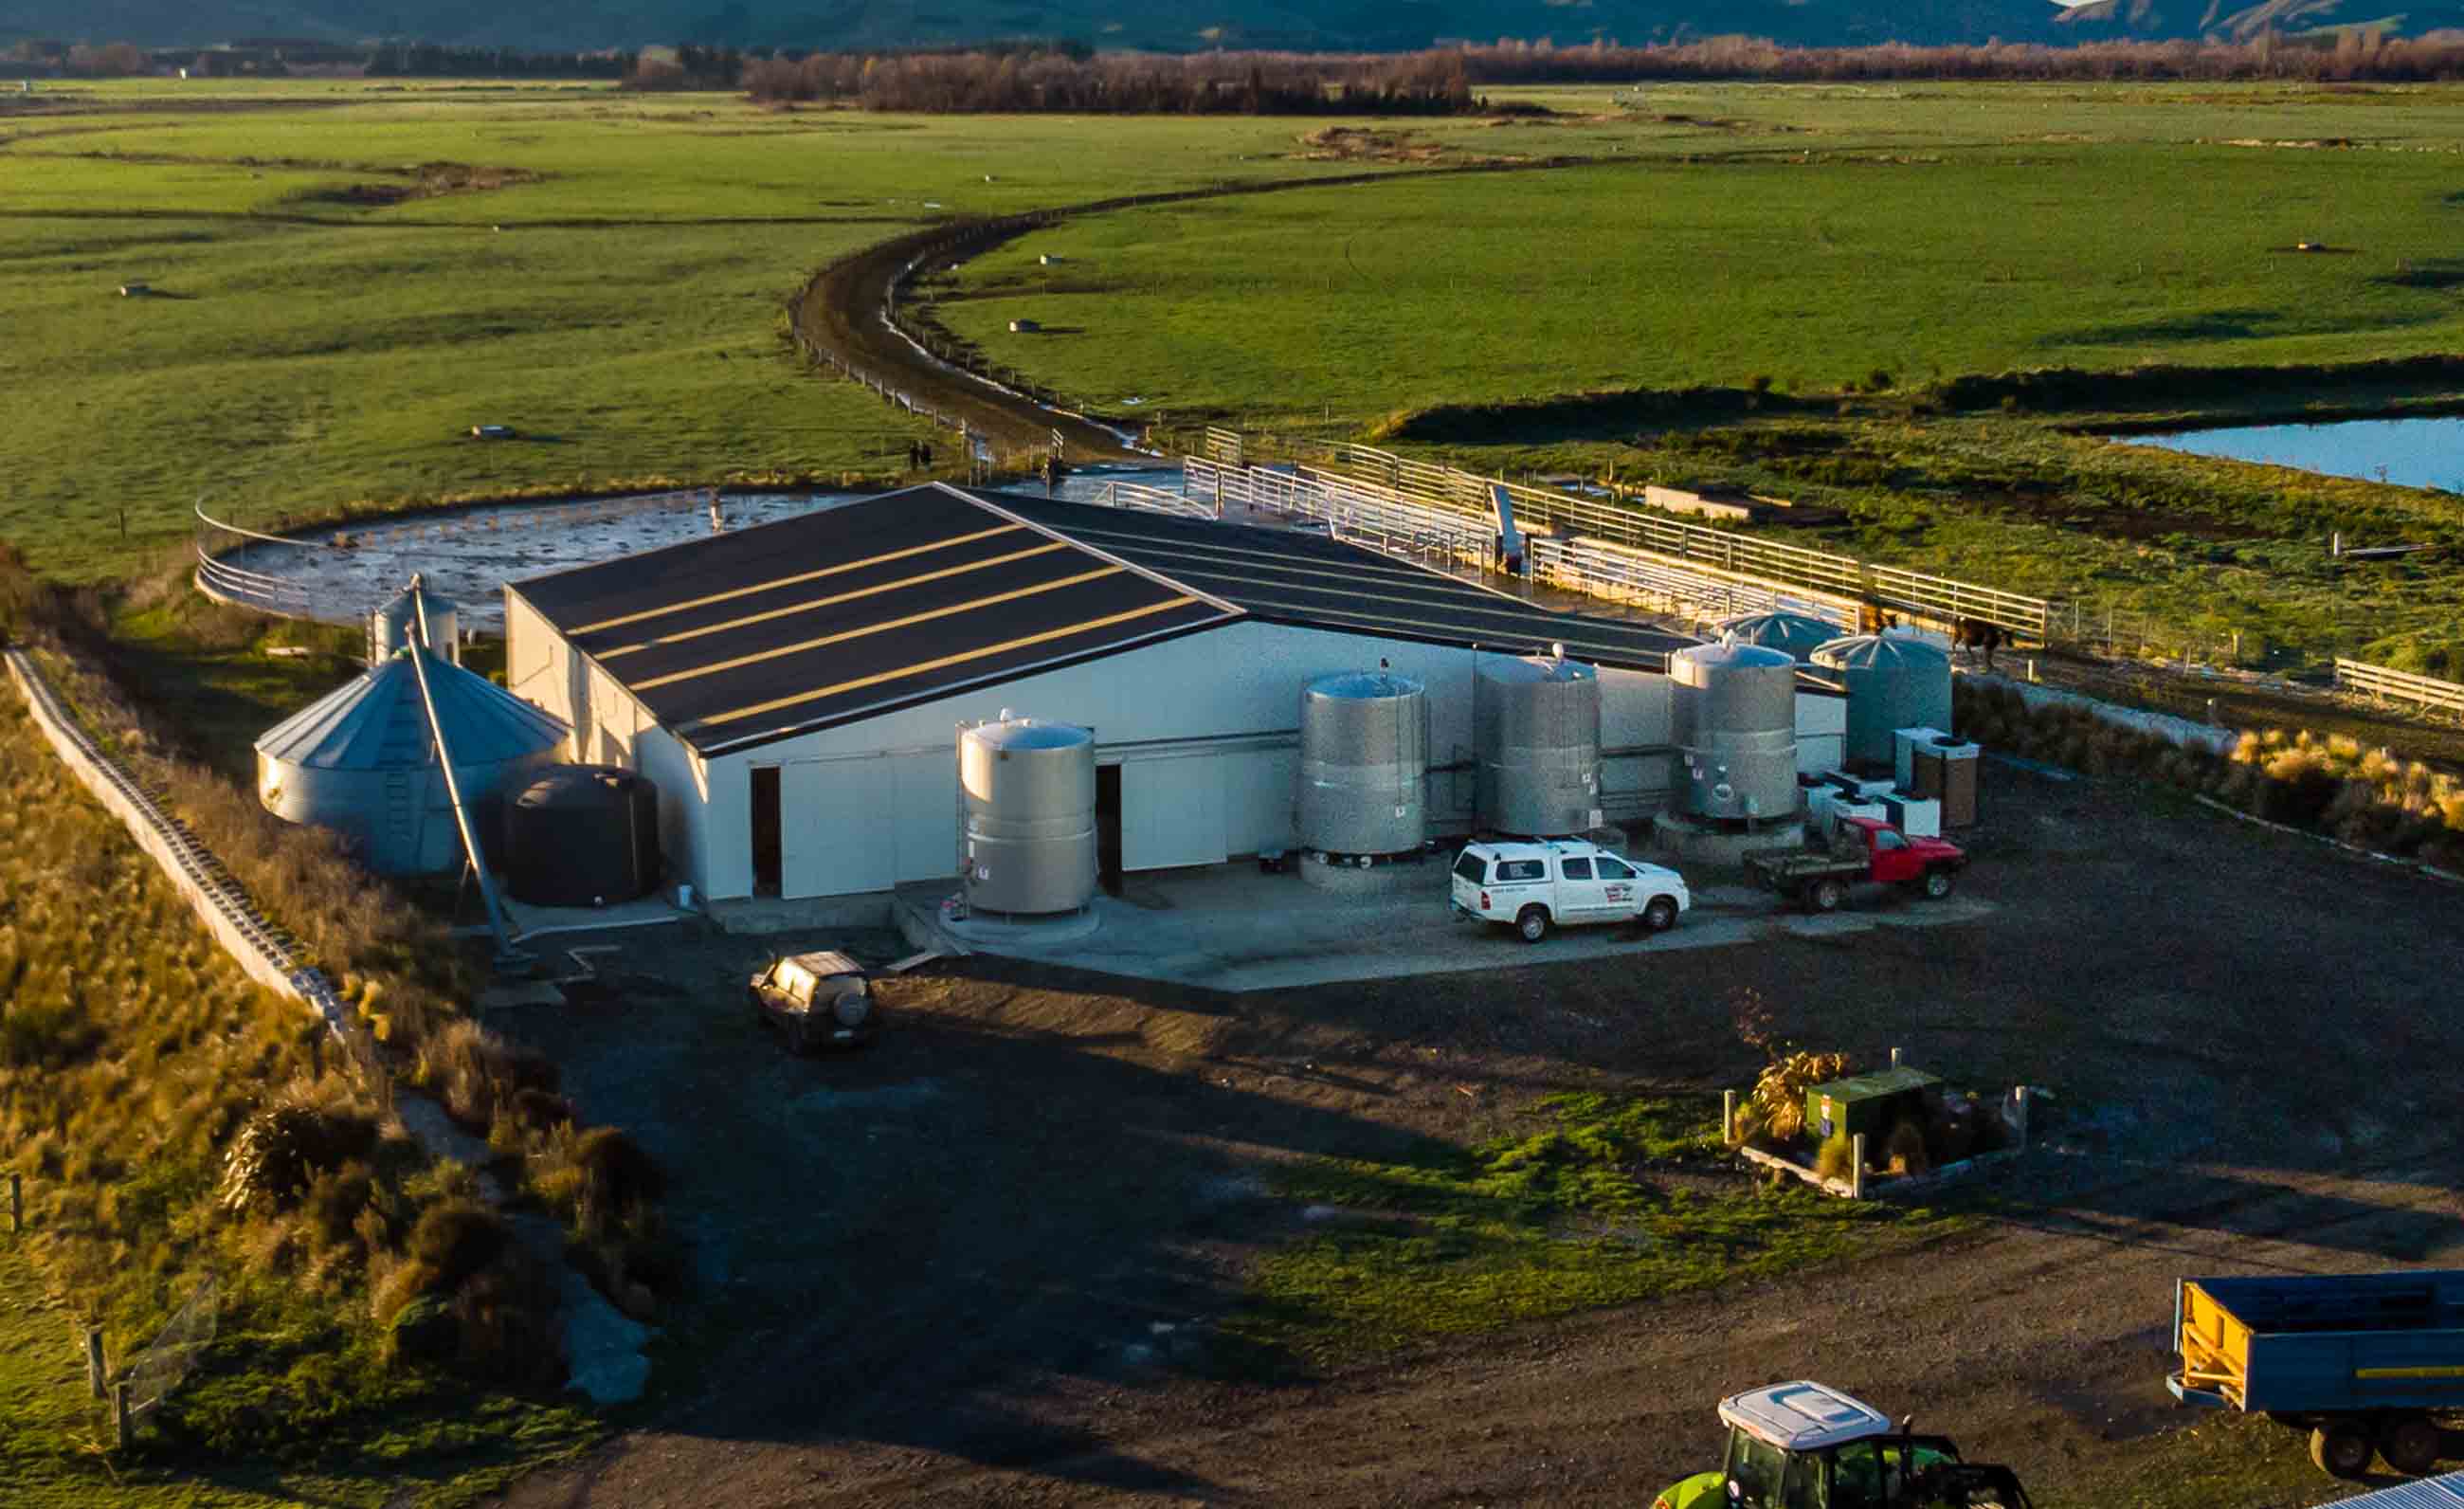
1883,1118 -> 1932,1177
426,1020 -> 559,1132
1750,1051 -> 1852,1143
406,1198 -> 510,1288
1813,1132 -> 1856,1182
302,1162 -> 377,1252
220,1083 -> 381,1212
386,1294 -> 459,1367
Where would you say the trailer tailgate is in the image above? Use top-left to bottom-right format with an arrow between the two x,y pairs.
2176,1280 -> 2254,1408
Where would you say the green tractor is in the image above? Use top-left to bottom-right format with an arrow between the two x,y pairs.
1652,1382 -> 2034,1509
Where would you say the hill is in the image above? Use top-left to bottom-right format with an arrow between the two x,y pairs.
8,0 -> 2455,55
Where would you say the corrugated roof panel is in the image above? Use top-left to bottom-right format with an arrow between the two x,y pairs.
510,484 -> 1241,755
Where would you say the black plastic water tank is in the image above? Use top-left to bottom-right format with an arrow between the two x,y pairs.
502,764 -> 661,907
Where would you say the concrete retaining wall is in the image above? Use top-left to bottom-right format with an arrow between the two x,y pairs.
4,647 -> 353,1044
1963,670 -> 2237,755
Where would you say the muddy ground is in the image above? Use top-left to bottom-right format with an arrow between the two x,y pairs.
488,765 -> 2464,1508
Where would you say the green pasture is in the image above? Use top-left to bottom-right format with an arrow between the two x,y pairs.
0,86 -> 1435,580
939,139 -> 2464,424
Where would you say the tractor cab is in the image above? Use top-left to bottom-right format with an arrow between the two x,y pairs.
1655,1382 -> 2031,1509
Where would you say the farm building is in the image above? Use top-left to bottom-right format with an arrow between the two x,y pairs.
501,483 -> 1846,902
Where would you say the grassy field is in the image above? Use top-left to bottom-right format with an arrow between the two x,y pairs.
1236,1091 -> 1959,1361
939,118 -> 2464,423
0,83 -> 1430,581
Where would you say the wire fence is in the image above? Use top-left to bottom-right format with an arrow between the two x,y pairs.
118,1278 -> 220,1435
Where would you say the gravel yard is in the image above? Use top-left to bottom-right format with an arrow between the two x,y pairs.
489,762 -> 2464,1508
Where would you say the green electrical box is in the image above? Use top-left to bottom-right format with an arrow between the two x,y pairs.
1807,1066 -> 1942,1144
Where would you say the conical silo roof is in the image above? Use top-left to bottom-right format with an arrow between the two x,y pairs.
255,648 -> 567,772
1715,611 -> 1842,662
1809,633 -> 1951,672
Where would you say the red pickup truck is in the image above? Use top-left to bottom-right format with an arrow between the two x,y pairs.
1745,816 -> 1968,912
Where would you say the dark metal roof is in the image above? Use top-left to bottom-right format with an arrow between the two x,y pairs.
973,490 -> 1694,671
508,485 -> 1237,755
511,483 -> 1694,756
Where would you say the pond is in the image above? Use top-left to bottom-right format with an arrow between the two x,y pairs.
219,467 -> 1188,631
2120,416 -> 2464,493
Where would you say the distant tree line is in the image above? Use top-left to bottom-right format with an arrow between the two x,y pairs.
367,44 -> 634,79
14,30 -> 2464,92
741,46 -> 1480,114
1440,33 -> 2464,83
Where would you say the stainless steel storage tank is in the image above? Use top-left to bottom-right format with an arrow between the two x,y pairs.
1476,654 -> 1601,837
959,716 -> 1097,915
503,765 -> 661,907
1809,633 -> 1954,772
370,585 -> 460,665
255,648 -> 569,875
1297,672 -> 1428,858
1714,610 -> 1843,664
1670,640 -> 1800,823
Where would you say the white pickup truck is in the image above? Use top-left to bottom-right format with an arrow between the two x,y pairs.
1450,838 -> 1690,942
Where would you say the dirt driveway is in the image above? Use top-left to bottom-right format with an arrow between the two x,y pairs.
491,766 -> 2464,1508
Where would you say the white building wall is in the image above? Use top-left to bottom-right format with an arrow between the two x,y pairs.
672,621 -> 1688,901
512,599 -> 1882,903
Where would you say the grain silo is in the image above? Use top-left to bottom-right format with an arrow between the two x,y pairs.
1714,610 -> 1842,664
502,765 -> 662,907
255,648 -> 568,876
958,715 -> 1097,916
1297,672 -> 1428,862
1475,653 -> 1601,838
1670,640 -> 1800,824
370,584 -> 460,666
1810,633 -> 1953,773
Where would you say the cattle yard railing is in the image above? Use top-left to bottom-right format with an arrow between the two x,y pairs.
1186,457 -> 1864,634
2335,659 -> 2464,718
1202,430 -> 2056,640
193,504 -> 327,619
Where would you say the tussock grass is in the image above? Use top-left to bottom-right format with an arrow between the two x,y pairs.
0,682 -> 591,1487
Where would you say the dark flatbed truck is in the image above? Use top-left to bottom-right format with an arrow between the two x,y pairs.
2172,1270 -> 2464,1480
1745,816 -> 1967,913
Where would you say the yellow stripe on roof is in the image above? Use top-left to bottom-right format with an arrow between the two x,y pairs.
691,594 -> 1206,732
569,523 -> 1028,636
597,541 -> 1071,662
2357,1366 -> 2464,1380
634,565 -> 1129,693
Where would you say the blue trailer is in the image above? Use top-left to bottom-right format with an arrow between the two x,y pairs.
2171,1271 -> 2464,1481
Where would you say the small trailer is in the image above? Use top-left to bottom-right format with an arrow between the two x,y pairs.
1745,816 -> 1966,912
2171,1270 -> 2464,1480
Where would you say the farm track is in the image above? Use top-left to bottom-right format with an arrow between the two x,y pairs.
789,152 -> 1656,460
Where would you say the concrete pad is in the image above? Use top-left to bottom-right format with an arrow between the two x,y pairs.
504,890 -> 686,941
709,891 -> 897,935
946,858 -> 1994,992
478,980 -> 567,1012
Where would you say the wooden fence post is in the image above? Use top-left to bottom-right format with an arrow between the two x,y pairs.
1850,1134 -> 1867,1200
114,1381 -> 131,1448
84,1326 -> 105,1399
2015,1085 -> 2031,1148
9,1172 -> 19,1233
1723,1089 -> 1736,1145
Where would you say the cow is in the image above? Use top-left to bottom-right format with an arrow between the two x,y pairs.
1954,617 -> 2004,673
